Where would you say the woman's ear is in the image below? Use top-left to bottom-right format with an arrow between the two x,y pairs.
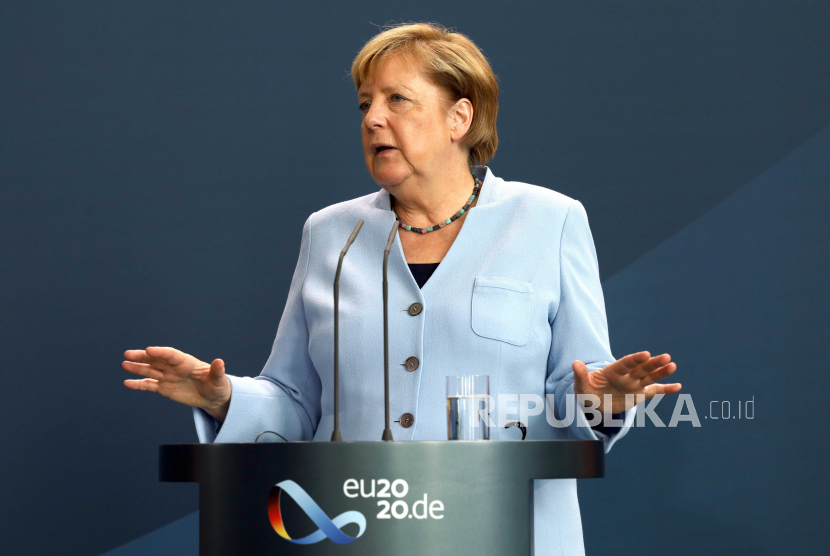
449,98 -> 474,142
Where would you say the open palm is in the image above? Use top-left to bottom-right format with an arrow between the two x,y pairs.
122,346 -> 231,421
573,351 -> 681,414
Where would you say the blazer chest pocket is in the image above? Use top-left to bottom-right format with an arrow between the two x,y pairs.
471,276 -> 533,346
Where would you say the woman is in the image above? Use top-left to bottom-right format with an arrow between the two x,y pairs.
123,23 -> 680,555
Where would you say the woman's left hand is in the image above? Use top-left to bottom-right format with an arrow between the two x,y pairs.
572,352 -> 681,414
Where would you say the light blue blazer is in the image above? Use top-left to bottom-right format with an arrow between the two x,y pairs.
194,166 -> 636,556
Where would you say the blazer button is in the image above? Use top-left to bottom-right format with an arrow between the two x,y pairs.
399,413 -> 414,428
404,356 -> 419,372
407,302 -> 423,316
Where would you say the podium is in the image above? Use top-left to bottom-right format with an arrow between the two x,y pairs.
160,440 -> 603,556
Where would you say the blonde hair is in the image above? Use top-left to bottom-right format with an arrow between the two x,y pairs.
351,23 -> 499,166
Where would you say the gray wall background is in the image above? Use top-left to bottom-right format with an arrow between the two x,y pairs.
1,1 -> 828,554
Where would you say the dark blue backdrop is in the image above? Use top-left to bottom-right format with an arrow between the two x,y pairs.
1,2 -> 828,555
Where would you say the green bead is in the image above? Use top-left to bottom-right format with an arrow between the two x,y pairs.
427,227 -> 434,232
459,208 -> 465,214
445,218 -> 452,224
470,195 -> 476,201
406,225 -> 412,231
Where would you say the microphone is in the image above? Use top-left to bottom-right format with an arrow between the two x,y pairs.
331,219 -> 364,442
382,220 -> 399,441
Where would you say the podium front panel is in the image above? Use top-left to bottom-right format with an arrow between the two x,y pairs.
160,440 -> 603,556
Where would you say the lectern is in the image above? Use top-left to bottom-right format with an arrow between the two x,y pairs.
160,440 -> 603,556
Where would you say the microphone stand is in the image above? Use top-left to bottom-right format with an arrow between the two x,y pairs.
331,220 -> 364,442
382,220 -> 399,441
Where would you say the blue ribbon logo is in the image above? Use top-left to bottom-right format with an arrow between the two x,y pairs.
268,480 -> 366,545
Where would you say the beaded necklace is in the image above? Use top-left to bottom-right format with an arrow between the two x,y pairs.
391,171 -> 482,234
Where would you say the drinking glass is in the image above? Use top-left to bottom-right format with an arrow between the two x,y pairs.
446,375 -> 490,440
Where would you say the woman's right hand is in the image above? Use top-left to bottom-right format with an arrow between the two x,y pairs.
122,346 -> 232,423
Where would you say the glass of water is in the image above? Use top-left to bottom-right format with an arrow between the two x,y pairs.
446,375 -> 490,440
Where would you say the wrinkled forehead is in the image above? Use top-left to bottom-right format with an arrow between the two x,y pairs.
356,49 -> 425,91
356,50 -> 454,106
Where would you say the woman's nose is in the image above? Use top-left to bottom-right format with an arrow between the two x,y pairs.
364,103 -> 387,130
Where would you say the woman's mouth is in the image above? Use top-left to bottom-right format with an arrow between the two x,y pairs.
374,145 -> 397,157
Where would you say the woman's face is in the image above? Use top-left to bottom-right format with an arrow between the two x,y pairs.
359,53 -> 465,189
